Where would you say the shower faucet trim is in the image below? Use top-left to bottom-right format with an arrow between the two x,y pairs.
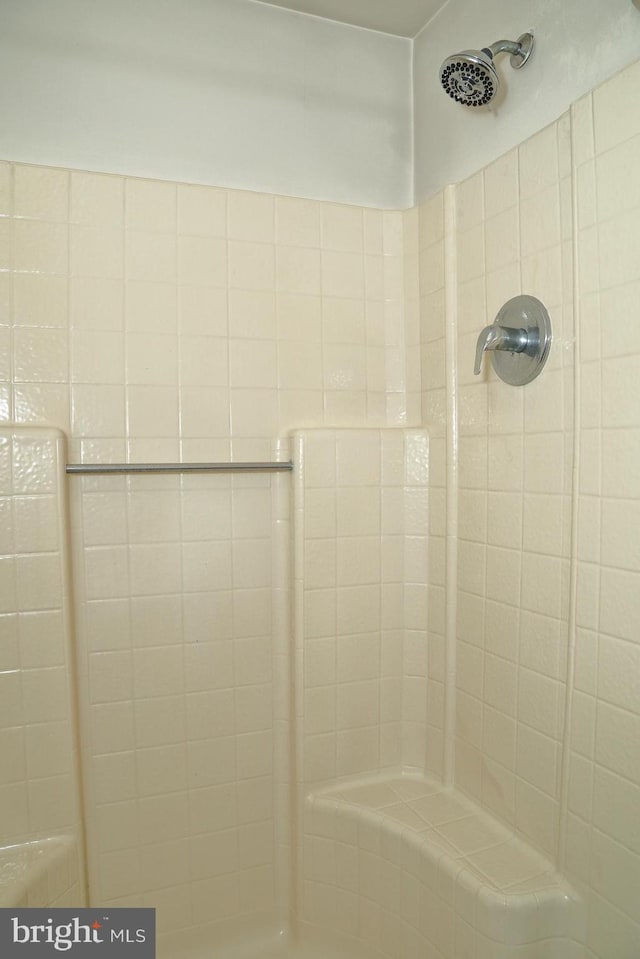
474,294 -> 552,386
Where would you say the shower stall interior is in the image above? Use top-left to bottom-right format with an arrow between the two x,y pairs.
0,422 -> 584,959
0,8 -> 640,959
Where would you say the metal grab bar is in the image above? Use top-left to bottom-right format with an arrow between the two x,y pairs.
66,461 -> 294,475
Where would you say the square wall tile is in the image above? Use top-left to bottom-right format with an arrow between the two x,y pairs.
125,179 -> 176,233
13,165 -> 69,222
178,184 -> 226,237
228,191 -> 274,244
14,220 -> 68,274
71,172 -> 124,227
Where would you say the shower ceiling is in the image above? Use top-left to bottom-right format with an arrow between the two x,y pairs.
251,0 -> 448,37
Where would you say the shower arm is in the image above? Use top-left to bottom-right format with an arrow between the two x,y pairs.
484,35 -> 533,68
484,39 -> 521,58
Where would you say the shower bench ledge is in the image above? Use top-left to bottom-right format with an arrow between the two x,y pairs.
303,773 -> 584,955
0,836 -> 79,908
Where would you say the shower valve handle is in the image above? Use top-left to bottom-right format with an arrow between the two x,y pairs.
473,295 -> 552,386
474,323 -> 530,375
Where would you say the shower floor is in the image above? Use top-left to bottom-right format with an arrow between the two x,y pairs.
203,941 -> 365,959
158,924 -> 372,959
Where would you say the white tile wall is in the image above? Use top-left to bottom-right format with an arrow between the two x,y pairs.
293,429 -> 429,788
0,163 -> 409,451
0,164 -> 412,938
417,58 -> 640,959
567,79 -> 640,958
440,114 -> 574,855
0,426 -> 85,903
416,192 -> 448,781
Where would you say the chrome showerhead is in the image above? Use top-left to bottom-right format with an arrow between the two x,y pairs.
439,33 -> 534,107
439,49 -> 499,107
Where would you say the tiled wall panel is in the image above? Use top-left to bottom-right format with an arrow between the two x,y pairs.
417,57 -> 640,959
0,426 -> 85,901
567,67 -> 640,958
292,428 -> 429,788
451,114 -> 575,858
0,165 -> 410,449
0,164 -> 412,939
416,191 -> 448,780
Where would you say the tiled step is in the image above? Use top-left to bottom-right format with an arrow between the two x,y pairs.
0,836 -> 82,908
303,774 -> 584,958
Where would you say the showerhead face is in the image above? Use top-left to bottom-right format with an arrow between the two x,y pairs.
439,49 -> 499,107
